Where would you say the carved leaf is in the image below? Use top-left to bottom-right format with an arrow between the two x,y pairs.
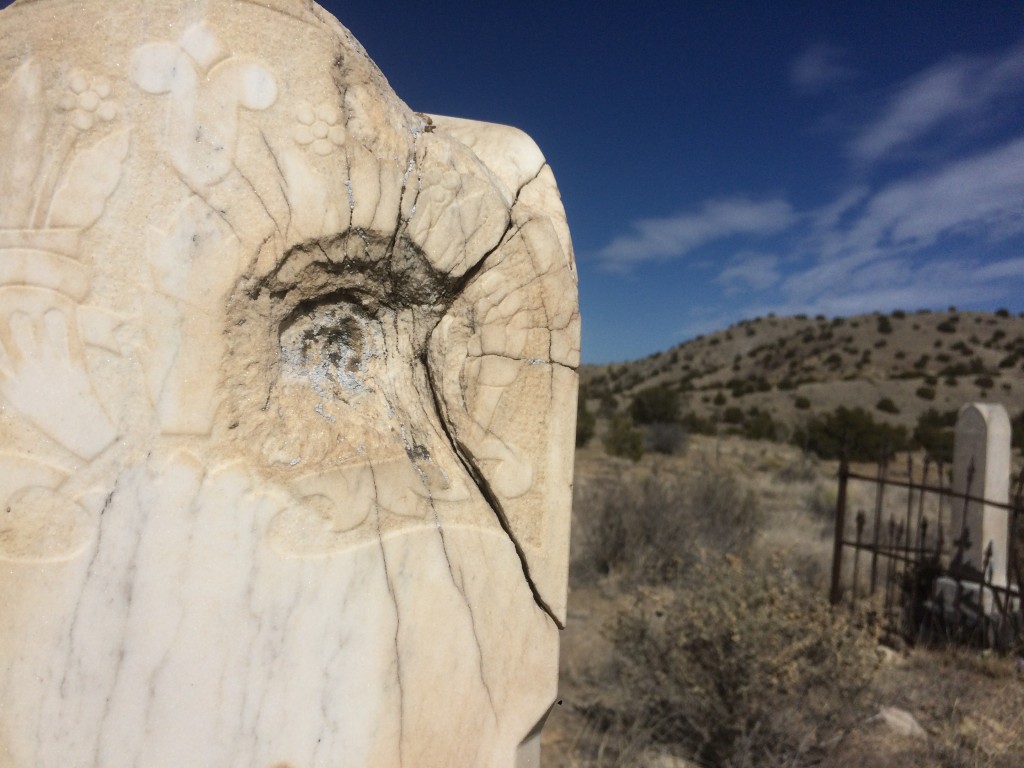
48,128 -> 131,229
0,60 -> 47,227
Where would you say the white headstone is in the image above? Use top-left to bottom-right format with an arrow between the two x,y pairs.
0,1 -> 580,765
951,403 -> 1011,586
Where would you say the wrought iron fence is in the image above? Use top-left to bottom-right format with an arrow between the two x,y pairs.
829,454 -> 1024,650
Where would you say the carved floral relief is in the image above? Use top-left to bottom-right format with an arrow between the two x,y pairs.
0,58 -> 130,561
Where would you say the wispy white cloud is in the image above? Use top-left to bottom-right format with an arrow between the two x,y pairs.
682,253 -> 1024,340
809,185 -> 870,232
972,257 -> 1024,282
821,135 -> 1024,264
595,198 -> 795,270
597,40 -> 1024,347
716,252 -> 780,294
861,136 -> 1024,244
850,43 -> 1024,162
719,135 -> 1024,318
790,43 -> 856,95
769,256 -> 1024,320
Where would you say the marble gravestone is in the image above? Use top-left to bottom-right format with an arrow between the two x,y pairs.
950,403 -> 1011,586
0,1 -> 579,766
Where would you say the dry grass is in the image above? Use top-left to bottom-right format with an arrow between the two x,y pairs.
547,437 -> 1024,768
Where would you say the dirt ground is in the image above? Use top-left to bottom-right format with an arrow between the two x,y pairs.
542,437 -> 1024,767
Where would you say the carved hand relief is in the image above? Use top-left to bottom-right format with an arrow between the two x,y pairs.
0,295 -> 115,458
0,2 -> 578,765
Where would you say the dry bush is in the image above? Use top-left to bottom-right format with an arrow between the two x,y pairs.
604,414 -> 645,461
805,481 -> 837,521
568,462 -> 878,766
645,422 -> 687,455
775,452 -> 821,483
594,560 -> 881,767
571,466 -> 762,583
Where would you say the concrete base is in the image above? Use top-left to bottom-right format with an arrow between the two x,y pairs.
928,576 -> 1020,624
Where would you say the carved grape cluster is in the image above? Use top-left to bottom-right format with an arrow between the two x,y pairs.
294,102 -> 346,156
60,71 -> 117,131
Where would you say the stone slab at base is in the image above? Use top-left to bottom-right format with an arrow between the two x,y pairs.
930,576 -> 1021,624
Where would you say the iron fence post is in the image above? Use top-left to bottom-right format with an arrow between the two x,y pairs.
870,453 -> 889,595
830,455 -> 849,605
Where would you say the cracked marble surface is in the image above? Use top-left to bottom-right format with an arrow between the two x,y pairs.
0,1 -> 579,766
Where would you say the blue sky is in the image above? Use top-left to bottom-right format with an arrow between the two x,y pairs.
5,1 -> 1022,363
332,2 -> 1024,363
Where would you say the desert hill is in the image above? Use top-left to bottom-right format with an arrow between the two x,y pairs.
581,308 -> 1024,444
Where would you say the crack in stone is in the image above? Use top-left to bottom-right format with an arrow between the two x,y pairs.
431,505 -> 499,720
511,162 -> 548,208
422,351 -> 564,630
59,477 -> 120,701
449,219 -> 523,300
368,462 -> 405,767
236,161 -> 285,239
464,351 -> 577,373
175,171 -> 245,246
384,141 -> 418,266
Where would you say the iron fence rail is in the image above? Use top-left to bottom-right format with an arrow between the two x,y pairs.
829,454 -> 1024,649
